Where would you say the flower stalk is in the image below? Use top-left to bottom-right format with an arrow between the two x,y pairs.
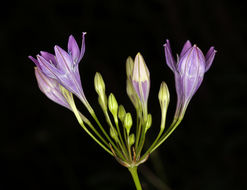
128,166 -> 142,190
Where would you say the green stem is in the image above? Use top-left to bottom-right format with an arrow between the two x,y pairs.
128,166 -> 142,190
151,118 -> 182,154
71,103 -> 113,156
91,113 -> 126,161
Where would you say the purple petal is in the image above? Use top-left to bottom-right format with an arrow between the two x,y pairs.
68,35 -> 80,64
132,81 -> 141,100
179,46 -> 205,99
54,45 -> 73,72
40,51 -> 57,66
34,67 -> 71,110
141,81 -> 150,102
28,56 -> 40,67
180,40 -> 192,58
37,55 -> 60,79
205,46 -> 216,72
164,40 -> 176,72
78,32 -> 86,64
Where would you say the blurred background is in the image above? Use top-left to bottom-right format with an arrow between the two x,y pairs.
1,0 -> 247,189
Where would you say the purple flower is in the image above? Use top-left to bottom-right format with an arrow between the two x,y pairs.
29,33 -> 89,108
164,40 -> 216,119
34,67 -> 71,110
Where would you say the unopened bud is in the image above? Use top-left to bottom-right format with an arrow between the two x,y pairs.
95,72 -> 107,110
158,82 -> 170,108
158,82 -> 170,131
110,127 -> 119,143
128,133 -> 135,147
124,112 -> 133,135
126,56 -> 134,79
132,53 -> 150,104
94,72 -> 105,96
145,114 -> 152,133
127,79 -> 140,109
118,105 -> 126,123
108,93 -> 118,122
98,95 -> 108,111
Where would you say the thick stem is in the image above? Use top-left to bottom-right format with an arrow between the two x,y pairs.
128,166 -> 142,190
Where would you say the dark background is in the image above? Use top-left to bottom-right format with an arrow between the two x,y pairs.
1,0 -> 246,189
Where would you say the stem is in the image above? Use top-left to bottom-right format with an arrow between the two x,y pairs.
92,113 -> 126,160
151,118 -> 182,154
128,166 -> 142,190
70,102 -> 113,156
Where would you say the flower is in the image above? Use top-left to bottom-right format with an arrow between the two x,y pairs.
34,67 -> 71,110
164,40 -> 216,119
131,53 -> 150,106
29,33 -> 91,110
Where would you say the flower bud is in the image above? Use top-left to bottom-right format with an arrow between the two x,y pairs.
126,56 -> 134,79
118,105 -> 126,123
158,82 -> 170,131
126,79 -> 140,109
94,72 -> 107,110
158,82 -> 170,108
145,114 -> 152,133
98,95 -> 108,112
108,93 -> 118,122
110,127 -> 119,143
124,112 -> 133,135
94,72 -> 105,95
132,53 -> 150,104
128,133 -> 135,147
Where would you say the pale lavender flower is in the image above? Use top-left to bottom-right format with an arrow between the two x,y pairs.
164,40 -> 216,119
34,67 -> 71,110
29,33 -> 89,108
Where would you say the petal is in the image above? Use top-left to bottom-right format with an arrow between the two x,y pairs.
180,40 -> 192,58
40,51 -> 57,66
205,46 -> 216,72
28,56 -> 40,67
34,67 -> 70,109
37,55 -> 60,79
163,40 -> 176,72
179,46 -> 205,99
68,35 -> 80,64
77,32 -> 86,64
54,45 -> 73,72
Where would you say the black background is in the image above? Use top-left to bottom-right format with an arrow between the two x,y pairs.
1,0 -> 247,190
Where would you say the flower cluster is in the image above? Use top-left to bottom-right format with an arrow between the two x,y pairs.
29,33 -> 216,190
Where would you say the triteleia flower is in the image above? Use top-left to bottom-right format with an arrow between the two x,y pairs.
131,53 -> 150,107
29,33 -> 91,111
34,67 -> 71,110
164,40 -> 216,119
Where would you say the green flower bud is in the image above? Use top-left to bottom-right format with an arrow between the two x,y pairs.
158,82 -> 170,106
98,95 -> 108,111
128,133 -> 135,147
158,82 -> 170,131
94,72 -> 108,110
94,72 -> 105,96
126,79 -> 140,110
110,127 -> 119,143
145,114 -> 152,133
126,56 -> 134,79
118,105 -> 126,123
108,93 -> 118,122
124,112 -> 133,135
